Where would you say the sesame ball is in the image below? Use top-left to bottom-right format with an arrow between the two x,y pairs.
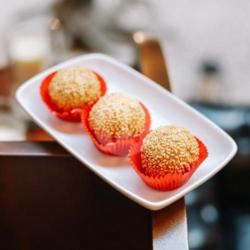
141,125 -> 199,176
48,67 -> 101,111
88,93 -> 146,138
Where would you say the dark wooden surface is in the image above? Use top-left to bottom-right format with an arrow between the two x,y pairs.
0,141 -> 189,250
0,151 -> 152,250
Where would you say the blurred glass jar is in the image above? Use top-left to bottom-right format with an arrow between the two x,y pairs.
7,16 -> 52,89
4,16 -> 53,123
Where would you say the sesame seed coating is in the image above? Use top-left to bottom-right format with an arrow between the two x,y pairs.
141,125 -> 199,176
88,93 -> 146,138
48,67 -> 101,111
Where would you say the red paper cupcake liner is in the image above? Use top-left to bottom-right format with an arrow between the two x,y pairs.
40,71 -> 107,122
129,137 -> 208,191
81,103 -> 151,156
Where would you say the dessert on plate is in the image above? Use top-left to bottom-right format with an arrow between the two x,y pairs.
40,66 -> 106,121
129,125 -> 208,190
82,92 -> 151,156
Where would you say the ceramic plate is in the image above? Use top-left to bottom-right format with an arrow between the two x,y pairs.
16,53 -> 237,210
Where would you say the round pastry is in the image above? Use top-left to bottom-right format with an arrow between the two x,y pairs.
89,93 -> 146,138
82,93 -> 151,156
129,125 -> 208,190
40,66 -> 106,122
141,126 -> 199,176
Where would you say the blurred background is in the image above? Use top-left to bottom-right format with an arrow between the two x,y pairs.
0,0 -> 250,249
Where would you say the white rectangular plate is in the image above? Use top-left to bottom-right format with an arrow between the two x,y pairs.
16,53 -> 237,210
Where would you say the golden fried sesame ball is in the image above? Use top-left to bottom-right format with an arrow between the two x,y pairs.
88,93 -> 146,138
141,125 -> 199,176
48,67 -> 101,111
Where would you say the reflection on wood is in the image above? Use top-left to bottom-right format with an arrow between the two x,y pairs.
153,199 -> 188,250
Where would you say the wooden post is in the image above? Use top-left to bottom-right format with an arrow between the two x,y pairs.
135,32 -> 189,250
